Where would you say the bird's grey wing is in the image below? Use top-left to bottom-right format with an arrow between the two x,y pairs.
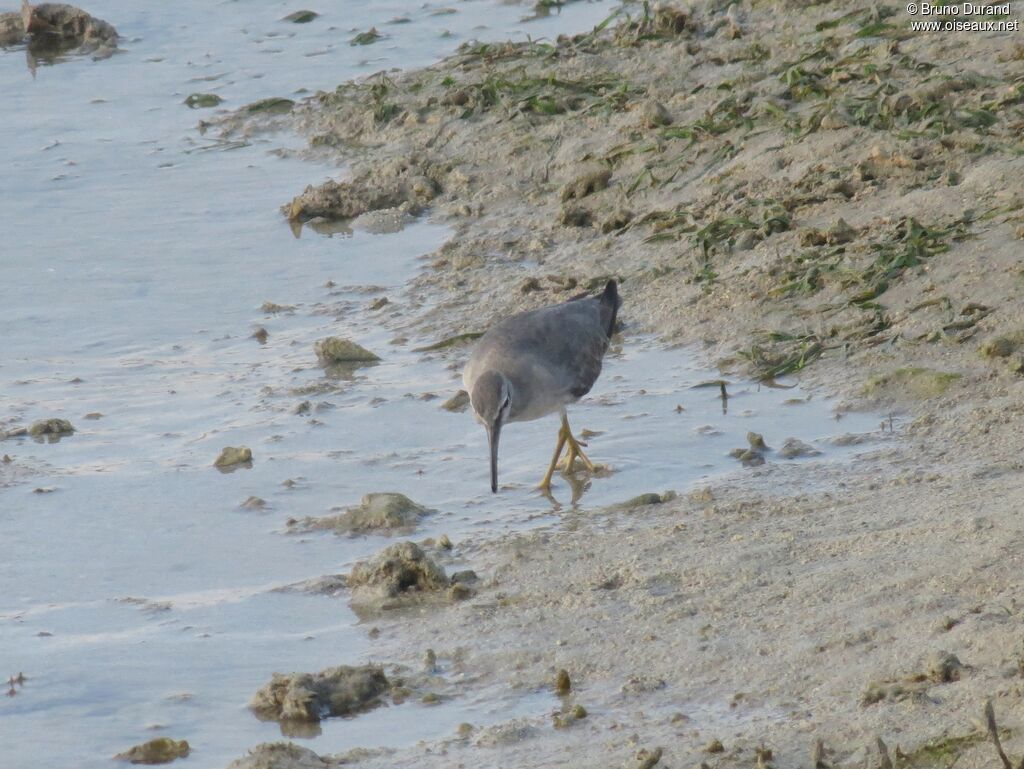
516,298 -> 610,400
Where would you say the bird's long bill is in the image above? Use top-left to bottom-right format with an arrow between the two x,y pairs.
486,421 -> 501,493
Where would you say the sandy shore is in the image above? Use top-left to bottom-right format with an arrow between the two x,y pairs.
222,2 -> 1024,767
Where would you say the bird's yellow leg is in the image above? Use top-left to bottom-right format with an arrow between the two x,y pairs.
558,413 -> 596,472
538,421 -> 569,491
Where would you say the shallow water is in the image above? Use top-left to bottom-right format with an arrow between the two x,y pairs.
0,2 -> 885,766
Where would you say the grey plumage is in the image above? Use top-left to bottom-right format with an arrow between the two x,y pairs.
463,280 -> 620,492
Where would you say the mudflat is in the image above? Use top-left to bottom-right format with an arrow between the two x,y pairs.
218,3 -> 1024,767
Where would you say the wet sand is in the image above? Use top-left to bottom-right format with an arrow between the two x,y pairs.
219,1 -> 1024,768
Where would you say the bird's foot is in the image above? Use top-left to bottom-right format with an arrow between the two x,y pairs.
559,435 -> 596,473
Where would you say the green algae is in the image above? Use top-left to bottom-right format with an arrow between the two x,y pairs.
244,97 -> 295,114
412,332 -> 483,352
350,27 -> 382,46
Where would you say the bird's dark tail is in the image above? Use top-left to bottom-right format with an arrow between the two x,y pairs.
600,279 -> 620,338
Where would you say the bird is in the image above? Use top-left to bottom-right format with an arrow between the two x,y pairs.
463,280 -> 620,493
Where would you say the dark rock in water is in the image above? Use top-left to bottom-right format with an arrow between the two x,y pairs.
314,336 -> 380,365
250,665 -> 389,723
350,27 -> 381,45
10,2 -> 118,72
282,10 -> 318,23
0,11 -> 25,45
114,737 -> 190,764
184,93 -> 222,109
20,2 -> 117,62
27,418 -> 75,440
729,447 -> 765,466
23,2 -> 117,41
441,390 -> 470,412
214,446 -> 252,468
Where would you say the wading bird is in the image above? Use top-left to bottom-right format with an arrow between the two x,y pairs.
463,280 -> 620,492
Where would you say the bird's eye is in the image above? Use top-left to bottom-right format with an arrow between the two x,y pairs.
502,396 -> 511,410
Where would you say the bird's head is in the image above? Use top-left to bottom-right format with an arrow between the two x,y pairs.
470,370 -> 512,493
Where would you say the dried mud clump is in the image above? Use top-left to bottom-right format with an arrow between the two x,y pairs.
730,432 -> 769,466
226,742 -> 333,769
619,3 -> 696,39
799,218 -> 857,246
114,737 -> 190,764
778,438 -> 820,459
639,99 -> 672,128
980,336 -> 1016,359
559,204 -> 592,228
276,574 -> 348,597
634,746 -> 665,769
250,665 -> 390,724
653,4 -> 693,34
863,368 -> 961,400
214,446 -> 252,468
924,650 -> 964,683
862,651 -> 966,706
286,155 -> 441,222
619,491 -> 677,508
261,301 -> 295,314
601,207 -> 634,234
313,337 -> 380,365
346,541 -> 452,610
552,703 -> 588,729
289,493 -> 429,535
560,167 -> 611,202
